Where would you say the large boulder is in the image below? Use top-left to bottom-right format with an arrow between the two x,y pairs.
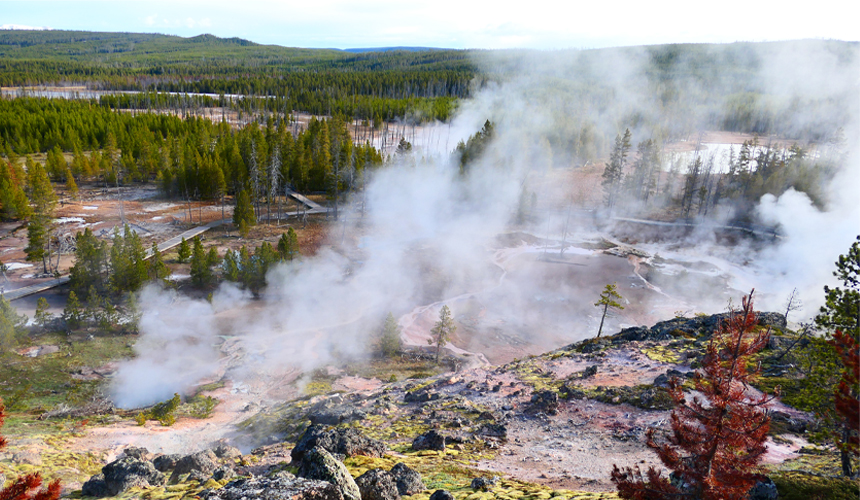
355,468 -> 400,500
214,444 -> 243,460
296,447 -> 361,500
470,477 -> 498,491
101,457 -> 166,496
201,472 -> 343,500
390,463 -> 425,495
170,450 -> 219,482
748,475 -> 779,500
291,425 -> 387,462
81,473 -> 110,498
153,454 -> 181,472
429,490 -> 454,500
412,430 -> 446,451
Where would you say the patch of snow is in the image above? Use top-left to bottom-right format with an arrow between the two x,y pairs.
144,203 -> 178,213
83,206 -> 99,210
151,216 -> 164,221
167,274 -> 190,281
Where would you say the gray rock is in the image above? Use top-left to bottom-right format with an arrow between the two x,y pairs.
153,454 -> 181,472
529,390 -> 559,415
355,468 -> 400,500
470,477 -> 498,491
81,473 -> 110,498
430,490 -> 454,500
122,446 -> 151,460
214,444 -> 243,460
212,466 -> 237,482
296,447 -> 361,500
404,390 -> 440,403
582,365 -> 598,379
412,430 -> 446,451
748,476 -> 779,500
102,457 -> 166,495
390,462 -> 425,495
291,425 -> 387,462
476,423 -> 508,440
201,471 -> 343,500
170,450 -> 218,482
309,403 -> 367,426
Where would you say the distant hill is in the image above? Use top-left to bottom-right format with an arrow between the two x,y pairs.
341,46 -> 453,53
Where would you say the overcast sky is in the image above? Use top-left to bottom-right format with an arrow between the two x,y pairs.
1,0 -> 857,50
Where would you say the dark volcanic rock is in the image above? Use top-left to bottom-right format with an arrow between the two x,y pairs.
297,447 -> 361,500
355,468 -> 400,500
653,369 -> 691,388
390,463 -> 425,495
170,450 -> 218,482
404,390 -> 441,403
212,466 -> 237,481
214,444 -> 242,459
201,472 -> 344,500
470,477 -> 498,491
81,473 -> 110,498
152,454 -> 181,472
101,457 -> 166,495
609,312 -> 786,344
291,424 -> 387,462
412,430 -> 446,451
529,390 -> 559,415
748,476 -> 779,500
121,446 -> 151,460
430,490 -> 454,500
476,423 -> 508,440
309,405 -> 367,426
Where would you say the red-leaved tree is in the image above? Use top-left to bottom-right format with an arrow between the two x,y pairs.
830,329 -> 859,476
611,290 -> 774,499
0,399 -> 61,500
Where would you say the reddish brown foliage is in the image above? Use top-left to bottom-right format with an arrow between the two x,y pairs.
0,401 -> 61,500
611,290 -> 773,500
830,330 -> 860,461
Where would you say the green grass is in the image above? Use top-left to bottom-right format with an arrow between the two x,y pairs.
0,330 -> 134,434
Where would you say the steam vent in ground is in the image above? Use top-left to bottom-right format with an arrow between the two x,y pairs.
0,28 -> 857,500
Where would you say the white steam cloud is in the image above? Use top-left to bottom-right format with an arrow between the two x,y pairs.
112,41 -> 860,409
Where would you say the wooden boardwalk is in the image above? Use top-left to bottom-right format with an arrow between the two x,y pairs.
4,219 -> 227,302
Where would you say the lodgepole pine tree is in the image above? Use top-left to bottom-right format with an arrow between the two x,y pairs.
0,400 -> 61,500
429,305 -> 455,364
594,283 -> 624,339
611,290 -> 773,500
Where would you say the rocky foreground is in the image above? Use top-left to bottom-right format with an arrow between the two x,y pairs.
55,310 -> 860,499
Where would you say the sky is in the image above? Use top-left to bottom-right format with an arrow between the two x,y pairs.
1,0 -> 857,50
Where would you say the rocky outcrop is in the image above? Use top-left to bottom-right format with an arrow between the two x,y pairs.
390,462 -> 425,495
99,457 -> 166,496
201,472 -> 343,500
608,312 -> 786,344
169,450 -> 219,482
355,468 -> 400,500
213,444 -> 243,459
296,447 -> 361,500
308,400 -> 367,426
291,424 -> 387,462
81,473 -> 110,498
470,477 -> 498,491
411,430 -> 446,451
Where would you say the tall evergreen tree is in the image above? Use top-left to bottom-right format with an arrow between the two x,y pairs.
429,305 -> 456,364
233,189 -> 256,237
25,159 -> 57,273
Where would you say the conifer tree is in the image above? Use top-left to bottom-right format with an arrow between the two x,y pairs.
189,236 -> 212,288
62,291 -> 84,329
176,237 -> 191,263
830,330 -> 860,476
277,227 -> 299,261
595,283 -> 624,338
0,295 -> 27,350
25,159 -> 57,274
147,242 -> 170,282
34,297 -> 52,329
429,305 -> 455,364
233,189 -> 255,237
378,312 -> 403,358
602,128 -> 631,210
611,291 -> 773,500
64,169 -> 78,200
68,228 -> 109,296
